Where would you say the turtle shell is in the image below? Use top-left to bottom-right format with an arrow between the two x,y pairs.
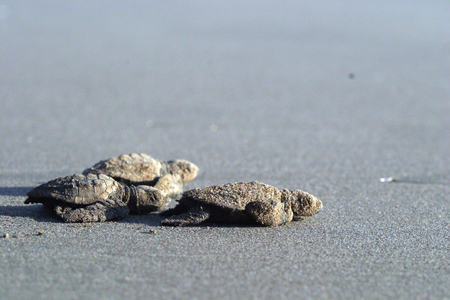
25,174 -> 123,206
183,181 -> 282,210
82,153 -> 163,185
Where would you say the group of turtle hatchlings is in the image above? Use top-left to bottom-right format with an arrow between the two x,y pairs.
25,153 -> 323,227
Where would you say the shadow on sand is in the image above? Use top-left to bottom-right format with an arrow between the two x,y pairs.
0,204 -> 267,228
0,204 -> 62,223
124,212 -> 264,228
0,187 -> 34,197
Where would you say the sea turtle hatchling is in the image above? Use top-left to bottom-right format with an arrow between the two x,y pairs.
161,181 -> 323,227
82,153 -> 199,186
25,174 -> 172,222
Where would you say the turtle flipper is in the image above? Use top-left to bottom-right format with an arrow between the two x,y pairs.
55,200 -> 130,222
161,205 -> 210,226
159,198 -> 196,217
245,199 -> 293,227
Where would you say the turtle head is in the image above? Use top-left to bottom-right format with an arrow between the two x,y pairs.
127,185 -> 170,214
167,160 -> 199,184
153,174 -> 184,200
288,190 -> 323,218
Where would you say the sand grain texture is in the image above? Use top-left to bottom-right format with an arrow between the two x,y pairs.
1,1 -> 450,299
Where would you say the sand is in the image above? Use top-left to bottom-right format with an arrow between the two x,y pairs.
1,1 -> 450,299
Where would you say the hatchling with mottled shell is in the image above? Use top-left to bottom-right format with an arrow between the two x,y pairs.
161,181 -> 323,227
83,153 -> 198,185
82,153 -> 199,200
25,174 -> 172,222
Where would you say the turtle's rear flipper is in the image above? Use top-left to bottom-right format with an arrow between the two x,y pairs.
159,198 -> 196,217
55,200 -> 130,223
24,198 -> 35,204
245,199 -> 293,227
161,205 -> 210,226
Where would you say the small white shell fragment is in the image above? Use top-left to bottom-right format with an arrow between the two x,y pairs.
379,177 -> 395,183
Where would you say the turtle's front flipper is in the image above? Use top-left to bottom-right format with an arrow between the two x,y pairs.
245,199 -> 293,227
161,205 -> 210,226
55,200 -> 130,222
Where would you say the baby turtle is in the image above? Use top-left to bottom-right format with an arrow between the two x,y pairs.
82,153 -> 199,186
161,181 -> 323,227
25,174 -> 172,222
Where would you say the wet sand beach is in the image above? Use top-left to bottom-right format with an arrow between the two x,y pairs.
1,1 -> 450,299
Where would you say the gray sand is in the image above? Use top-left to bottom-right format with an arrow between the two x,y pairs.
1,1 -> 450,299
